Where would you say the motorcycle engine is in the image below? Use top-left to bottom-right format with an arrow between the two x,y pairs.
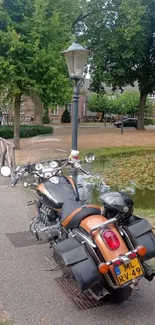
30,203 -> 62,242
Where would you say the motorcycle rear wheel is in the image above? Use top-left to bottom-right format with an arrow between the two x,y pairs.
109,286 -> 132,303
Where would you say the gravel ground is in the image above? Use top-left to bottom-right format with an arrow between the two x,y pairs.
14,125 -> 155,164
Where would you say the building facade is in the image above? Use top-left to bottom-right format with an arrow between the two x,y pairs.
2,79 -> 155,124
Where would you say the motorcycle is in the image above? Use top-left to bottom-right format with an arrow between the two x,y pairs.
1,153 -> 155,304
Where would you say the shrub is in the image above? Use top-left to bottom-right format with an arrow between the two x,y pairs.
61,108 -> 71,123
0,125 -> 53,139
144,118 -> 155,125
43,115 -> 50,124
43,111 -> 50,124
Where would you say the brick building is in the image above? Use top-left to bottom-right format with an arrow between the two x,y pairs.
2,79 -> 155,124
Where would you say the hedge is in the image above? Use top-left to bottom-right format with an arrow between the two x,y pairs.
144,118 -> 155,126
0,125 -> 53,139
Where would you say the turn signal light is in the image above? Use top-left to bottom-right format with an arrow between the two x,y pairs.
137,245 -> 147,256
102,230 -> 120,250
98,263 -> 109,274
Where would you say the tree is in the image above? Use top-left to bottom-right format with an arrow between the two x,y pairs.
88,93 -> 111,121
88,91 -> 152,121
112,91 -> 152,116
0,0 -> 87,148
0,0 -> 37,148
82,0 -> 155,129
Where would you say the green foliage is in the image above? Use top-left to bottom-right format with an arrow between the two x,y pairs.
111,91 -> 152,115
61,108 -> 71,123
43,110 -> 50,124
88,93 -> 111,114
144,119 -> 154,125
43,115 -> 50,124
0,0 -> 87,145
82,0 -> 155,127
88,91 -> 152,117
0,125 -> 53,138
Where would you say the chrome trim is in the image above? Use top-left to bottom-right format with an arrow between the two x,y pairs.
72,229 -> 97,248
105,247 -> 143,267
120,255 -> 130,265
104,274 -> 119,289
120,227 -> 135,250
90,217 -> 117,238
84,240 -> 101,265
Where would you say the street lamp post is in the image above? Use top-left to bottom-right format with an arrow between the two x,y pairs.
62,41 -> 90,152
121,104 -> 125,135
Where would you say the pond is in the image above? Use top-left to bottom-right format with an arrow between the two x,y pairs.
80,161 -> 155,211
80,182 -> 155,210
134,189 -> 155,209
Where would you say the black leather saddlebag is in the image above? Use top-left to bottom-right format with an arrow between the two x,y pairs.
53,237 -> 101,291
123,215 -> 155,261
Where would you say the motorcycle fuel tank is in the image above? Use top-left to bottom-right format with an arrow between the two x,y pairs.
36,176 -> 79,209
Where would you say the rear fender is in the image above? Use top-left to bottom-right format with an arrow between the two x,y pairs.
80,215 -> 129,284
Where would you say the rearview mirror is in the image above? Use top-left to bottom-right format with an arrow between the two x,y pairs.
1,166 -> 11,177
84,153 -> 95,164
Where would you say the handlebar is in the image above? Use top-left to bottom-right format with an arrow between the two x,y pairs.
11,175 -> 20,187
79,166 -> 90,175
8,157 -> 91,187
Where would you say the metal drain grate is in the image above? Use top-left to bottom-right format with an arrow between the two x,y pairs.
55,276 -> 106,310
5,231 -> 46,248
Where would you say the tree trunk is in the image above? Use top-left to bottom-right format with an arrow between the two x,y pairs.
104,112 -> 106,127
32,94 -> 43,125
100,111 -> 104,122
43,104 -> 50,124
14,94 -> 21,149
137,90 -> 147,130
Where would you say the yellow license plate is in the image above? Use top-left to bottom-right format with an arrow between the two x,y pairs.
114,258 -> 143,285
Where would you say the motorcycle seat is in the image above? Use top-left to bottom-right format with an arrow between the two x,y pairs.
61,199 -> 101,230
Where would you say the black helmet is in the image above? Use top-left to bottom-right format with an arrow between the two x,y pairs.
100,191 -> 134,222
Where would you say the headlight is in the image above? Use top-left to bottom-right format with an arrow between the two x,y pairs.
15,166 -> 21,172
49,161 -> 59,169
35,163 -> 43,171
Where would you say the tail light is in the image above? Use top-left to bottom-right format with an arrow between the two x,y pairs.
128,252 -> 137,259
101,229 -> 120,250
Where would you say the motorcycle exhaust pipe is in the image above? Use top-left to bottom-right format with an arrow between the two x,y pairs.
143,262 -> 155,282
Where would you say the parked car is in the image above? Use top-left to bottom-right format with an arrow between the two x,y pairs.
114,118 -> 138,128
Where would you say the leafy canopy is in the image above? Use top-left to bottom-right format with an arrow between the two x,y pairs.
88,91 -> 152,116
83,0 -> 155,94
0,0 -> 87,106
80,0 -> 155,128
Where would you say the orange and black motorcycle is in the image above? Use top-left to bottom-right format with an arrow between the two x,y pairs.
1,155 -> 155,303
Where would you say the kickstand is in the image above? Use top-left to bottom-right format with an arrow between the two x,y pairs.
43,256 -> 59,272
43,265 -> 59,272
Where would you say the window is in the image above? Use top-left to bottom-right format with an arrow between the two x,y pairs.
150,93 -> 155,98
51,106 -> 59,115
